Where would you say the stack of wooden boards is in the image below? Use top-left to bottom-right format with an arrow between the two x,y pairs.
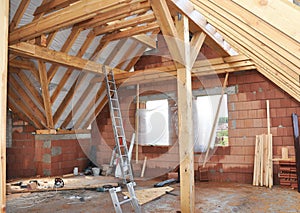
253,134 -> 273,188
278,160 -> 298,190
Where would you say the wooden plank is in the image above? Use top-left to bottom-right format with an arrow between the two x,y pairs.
253,135 -> 259,186
9,0 -> 138,44
135,84 -> 140,164
122,186 -> 174,205
289,113 -> 299,192
203,72 -> 229,167
232,0 -> 300,43
38,60 -> 54,128
175,14 -> 195,213
140,156 -> 147,177
0,1 -> 8,211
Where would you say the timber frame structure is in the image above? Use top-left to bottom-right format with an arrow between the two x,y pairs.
1,0 -> 300,212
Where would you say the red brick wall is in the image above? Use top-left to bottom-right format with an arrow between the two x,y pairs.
91,34 -> 300,183
7,116 -> 90,179
6,119 -> 36,179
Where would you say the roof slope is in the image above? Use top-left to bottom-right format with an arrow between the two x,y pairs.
7,0 -> 300,131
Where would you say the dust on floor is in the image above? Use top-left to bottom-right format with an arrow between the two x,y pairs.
6,180 -> 300,213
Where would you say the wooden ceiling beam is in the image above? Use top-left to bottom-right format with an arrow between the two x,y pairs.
100,22 -> 160,43
9,42 -> 125,75
9,0 -> 142,44
38,60 -> 54,128
9,0 -> 30,31
93,13 -> 156,36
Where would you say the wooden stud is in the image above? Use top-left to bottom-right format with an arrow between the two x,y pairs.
135,84 -> 140,164
0,0 -> 8,211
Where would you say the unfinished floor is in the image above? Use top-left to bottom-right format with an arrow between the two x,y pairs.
6,179 -> 300,213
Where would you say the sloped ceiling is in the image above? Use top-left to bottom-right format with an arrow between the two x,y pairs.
7,0 -> 300,131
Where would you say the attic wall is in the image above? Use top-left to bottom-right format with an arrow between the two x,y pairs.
6,115 -> 90,179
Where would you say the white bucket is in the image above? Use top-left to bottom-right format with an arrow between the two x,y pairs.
92,167 -> 100,176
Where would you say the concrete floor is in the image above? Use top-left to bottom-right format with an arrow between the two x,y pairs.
6,180 -> 300,213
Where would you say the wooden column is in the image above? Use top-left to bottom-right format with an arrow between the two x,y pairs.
176,15 -> 195,213
0,0 -> 9,212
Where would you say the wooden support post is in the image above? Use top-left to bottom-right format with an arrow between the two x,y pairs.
0,0 -> 8,212
135,84 -> 140,164
176,15 -> 195,213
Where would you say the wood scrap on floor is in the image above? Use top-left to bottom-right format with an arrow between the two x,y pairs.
6,175 -> 119,194
122,186 -> 174,205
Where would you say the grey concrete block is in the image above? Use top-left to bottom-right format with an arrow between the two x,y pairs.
43,140 -> 51,148
43,154 -> 51,163
51,146 -> 62,156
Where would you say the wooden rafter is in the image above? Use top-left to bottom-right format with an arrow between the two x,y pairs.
94,13 -> 156,36
53,73 -> 89,126
151,0 -> 184,65
104,39 -> 128,66
77,1 -> 151,30
9,0 -> 30,31
61,77 -> 102,128
50,30 -> 96,103
192,0 -> 300,101
10,0 -> 145,44
9,42 -> 125,75
47,27 -> 83,82
9,59 -> 40,80
12,68 -> 44,109
8,77 -> 47,128
38,60 -> 54,128
74,84 -> 106,129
